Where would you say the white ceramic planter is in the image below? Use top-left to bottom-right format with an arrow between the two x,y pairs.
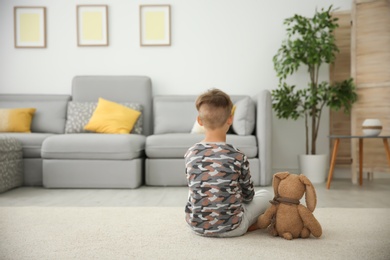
298,154 -> 328,183
362,119 -> 382,136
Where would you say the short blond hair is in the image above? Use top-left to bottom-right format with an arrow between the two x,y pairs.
195,89 -> 233,130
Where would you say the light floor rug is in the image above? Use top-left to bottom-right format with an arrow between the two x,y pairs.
0,207 -> 389,260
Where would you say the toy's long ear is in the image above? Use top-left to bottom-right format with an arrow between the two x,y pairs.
273,172 -> 290,197
299,174 -> 317,212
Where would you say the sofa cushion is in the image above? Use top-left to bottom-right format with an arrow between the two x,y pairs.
71,76 -> 153,136
84,98 -> 142,134
153,96 -> 198,134
146,133 -> 257,158
42,134 -> 146,160
66,101 -> 143,134
0,95 -> 71,134
232,97 -> 256,135
0,133 -> 55,158
0,108 -> 36,133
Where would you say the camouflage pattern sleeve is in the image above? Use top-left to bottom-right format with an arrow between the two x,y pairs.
239,154 -> 255,203
184,142 -> 255,236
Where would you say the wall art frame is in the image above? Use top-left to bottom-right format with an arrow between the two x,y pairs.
140,5 -> 171,46
77,5 -> 109,47
14,6 -> 47,48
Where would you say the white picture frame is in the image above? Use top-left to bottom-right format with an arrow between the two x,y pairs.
140,5 -> 171,46
14,6 -> 46,48
77,5 -> 109,46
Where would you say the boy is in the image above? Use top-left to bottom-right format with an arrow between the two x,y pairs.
184,89 -> 271,237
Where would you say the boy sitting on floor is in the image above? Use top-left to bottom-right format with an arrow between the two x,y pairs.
184,88 -> 271,237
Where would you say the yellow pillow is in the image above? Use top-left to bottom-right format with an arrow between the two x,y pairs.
231,105 -> 236,116
84,98 -> 141,134
0,108 -> 36,133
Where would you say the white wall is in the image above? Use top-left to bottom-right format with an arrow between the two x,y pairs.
0,0 -> 353,171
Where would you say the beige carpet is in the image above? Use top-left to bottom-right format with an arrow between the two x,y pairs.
0,207 -> 389,260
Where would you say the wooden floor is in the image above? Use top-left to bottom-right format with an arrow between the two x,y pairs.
1,179 -> 390,208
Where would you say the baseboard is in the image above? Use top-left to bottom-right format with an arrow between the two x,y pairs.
272,167 -> 390,180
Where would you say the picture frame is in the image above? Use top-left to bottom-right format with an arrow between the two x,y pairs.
14,6 -> 46,48
77,5 -> 108,46
140,5 -> 171,46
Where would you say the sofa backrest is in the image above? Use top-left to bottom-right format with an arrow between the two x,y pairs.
153,95 -> 253,135
0,94 -> 71,134
71,75 -> 153,136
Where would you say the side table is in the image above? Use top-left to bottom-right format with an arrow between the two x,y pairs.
327,135 -> 390,189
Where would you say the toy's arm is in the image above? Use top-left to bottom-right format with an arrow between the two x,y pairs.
298,205 -> 322,238
257,204 -> 277,229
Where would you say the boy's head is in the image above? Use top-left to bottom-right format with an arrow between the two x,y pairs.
195,89 -> 233,130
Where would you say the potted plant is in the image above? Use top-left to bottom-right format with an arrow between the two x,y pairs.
272,6 -> 358,182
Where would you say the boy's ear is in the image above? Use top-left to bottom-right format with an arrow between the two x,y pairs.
227,115 -> 233,125
197,116 -> 204,126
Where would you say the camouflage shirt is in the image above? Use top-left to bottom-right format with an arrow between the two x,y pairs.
184,142 -> 255,236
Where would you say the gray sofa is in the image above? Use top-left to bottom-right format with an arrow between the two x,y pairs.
0,75 -> 272,188
0,76 -> 152,188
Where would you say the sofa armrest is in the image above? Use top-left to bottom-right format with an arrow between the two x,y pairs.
254,90 -> 272,186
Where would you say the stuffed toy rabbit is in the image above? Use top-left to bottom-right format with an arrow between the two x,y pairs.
257,172 -> 322,240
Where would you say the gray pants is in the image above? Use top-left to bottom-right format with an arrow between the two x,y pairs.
217,189 -> 272,237
194,189 -> 272,238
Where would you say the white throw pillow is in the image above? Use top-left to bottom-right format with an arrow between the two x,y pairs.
232,97 -> 255,135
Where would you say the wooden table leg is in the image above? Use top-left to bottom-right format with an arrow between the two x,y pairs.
326,138 -> 340,189
359,138 -> 363,186
383,138 -> 390,167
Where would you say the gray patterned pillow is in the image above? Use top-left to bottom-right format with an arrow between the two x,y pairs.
65,102 -> 143,134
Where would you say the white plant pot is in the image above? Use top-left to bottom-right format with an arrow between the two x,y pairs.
298,154 -> 328,183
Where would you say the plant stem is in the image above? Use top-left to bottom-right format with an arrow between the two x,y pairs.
305,112 -> 309,154
311,64 -> 320,154
315,101 -> 326,150
309,65 -> 317,155
311,109 -> 316,154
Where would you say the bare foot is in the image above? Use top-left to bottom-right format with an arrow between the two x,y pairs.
247,223 -> 259,232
